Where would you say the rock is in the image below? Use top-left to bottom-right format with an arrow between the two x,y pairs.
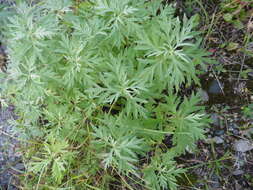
241,128 -> 253,138
198,88 -> 209,102
248,72 -> 253,78
232,169 -> 244,176
208,80 -> 224,94
211,113 -> 220,126
213,136 -> 224,144
210,174 -> 220,188
15,163 -> 25,171
232,129 -> 240,136
215,130 -> 225,136
234,140 -> 253,152
228,123 -> 239,129
235,182 -> 243,190
228,124 -> 240,135
234,152 -> 246,168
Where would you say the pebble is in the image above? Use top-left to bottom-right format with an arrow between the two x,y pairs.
208,80 -> 224,94
232,129 -> 240,136
234,140 -> 253,152
213,136 -> 224,144
228,123 -> 239,129
198,88 -> 209,102
232,170 -> 244,176
210,174 -> 220,188
241,128 -> 253,138
211,113 -> 220,126
215,130 -> 225,136
228,124 -> 240,135
235,182 -> 243,190
15,163 -> 25,171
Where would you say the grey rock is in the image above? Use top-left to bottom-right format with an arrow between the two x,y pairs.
213,136 -> 224,144
211,113 -> 220,126
210,174 -> 220,188
248,71 -> 253,77
235,182 -> 243,190
234,152 -> 246,168
208,80 -> 224,94
242,128 -> 253,138
198,88 -> 209,102
15,163 -> 25,171
228,123 -> 239,129
232,169 -> 244,176
242,127 -> 253,137
234,140 -> 253,152
233,129 -> 240,136
215,130 -> 225,136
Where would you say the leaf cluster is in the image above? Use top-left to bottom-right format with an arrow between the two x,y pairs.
0,0 -> 210,189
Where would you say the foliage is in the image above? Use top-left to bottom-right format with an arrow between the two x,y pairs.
242,103 -> 253,119
143,152 -> 185,190
221,0 -> 253,29
0,0 -> 210,189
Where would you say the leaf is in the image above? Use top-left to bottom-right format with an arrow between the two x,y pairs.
223,13 -> 233,22
226,42 -> 239,51
155,93 -> 210,155
52,158 -> 66,184
143,152 -> 185,190
92,115 -> 146,174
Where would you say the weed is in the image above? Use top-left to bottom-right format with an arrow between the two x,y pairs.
0,0 -> 210,189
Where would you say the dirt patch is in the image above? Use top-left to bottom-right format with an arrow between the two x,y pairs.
175,0 -> 253,189
0,105 -> 23,190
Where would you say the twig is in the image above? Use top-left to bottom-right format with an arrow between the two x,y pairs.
211,67 -> 225,95
237,15 -> 253,83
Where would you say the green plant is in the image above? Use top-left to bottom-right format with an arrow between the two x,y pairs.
0,0 -> 210,189
143,152 -> 185,190
221,0 -> 252,29
242,103 -> 253,119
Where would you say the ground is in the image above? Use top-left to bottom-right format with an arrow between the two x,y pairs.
176,0 -> 253,189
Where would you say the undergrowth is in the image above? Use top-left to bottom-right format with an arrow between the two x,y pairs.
0,0 -> 211,189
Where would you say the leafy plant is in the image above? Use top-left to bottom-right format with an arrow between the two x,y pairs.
29,134 -> 74,185
0,0 -> 210,189
143,152 -> 185,190
242,103 -> 253,119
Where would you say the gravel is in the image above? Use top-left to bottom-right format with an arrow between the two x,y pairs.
0,105 -> 23,190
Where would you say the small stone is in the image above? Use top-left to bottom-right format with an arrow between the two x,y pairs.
235,182 -> 243,190
213,136 -> 224,144
210,174 -> 220,188
198,88 -> 209,102
228,123 -> 239,129
241,128 -> 253,138
208,80 -> 224,94
215,130 -> 225,136
211,113 -> 220,126
234,140 -> 253,152
232,170 -> 244,176
248,72 -> 253,77
233,129 -> 240,136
